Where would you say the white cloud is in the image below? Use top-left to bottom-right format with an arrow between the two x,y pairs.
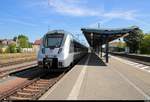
48,0 -> 101,16
47,0 -> 138,22
103,10 -> 137,20
26,0 -> 138,25
2,18 -> 38,27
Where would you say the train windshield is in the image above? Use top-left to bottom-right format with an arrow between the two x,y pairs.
46,34 -> 64,48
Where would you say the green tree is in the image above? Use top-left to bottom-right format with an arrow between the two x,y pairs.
28,42 -> 33,48
140,34 -> 150,54
18,35 -> 29,48
16,46 -> 22,53
0,48 -> 3,53
13,36 -> 17,41
123,29 -> 144,53
6,44 -> 17,53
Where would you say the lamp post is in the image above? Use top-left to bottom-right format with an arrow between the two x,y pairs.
98,23 -> 100,28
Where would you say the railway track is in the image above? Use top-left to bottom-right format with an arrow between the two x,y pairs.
110,52 -> 150,66
0,68 -> 70,100
0,62 -> 37,78
0,58 -> 36,68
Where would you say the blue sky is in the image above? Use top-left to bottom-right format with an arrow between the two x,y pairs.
0,0 -> 150,45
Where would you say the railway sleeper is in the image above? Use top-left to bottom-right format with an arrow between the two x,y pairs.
38,79 -> 50,82
14,94 -> 33,98
16,92 -> 35,97
35,83 -> 50,87
8,96 -> 32,100
37,81 -> 50,84
23,88 -> 41,92
23,87 -> 42,91
28,85 -> 46,90
19,89 -> 37,93
31,83 -> 48,87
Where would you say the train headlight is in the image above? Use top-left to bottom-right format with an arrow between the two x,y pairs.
42,48 -> 45,54
58,48 -> 62,54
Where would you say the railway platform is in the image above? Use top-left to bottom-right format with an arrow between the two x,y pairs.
39,53 -> 150,100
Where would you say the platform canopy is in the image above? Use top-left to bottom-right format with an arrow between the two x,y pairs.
81,26 -> 139,48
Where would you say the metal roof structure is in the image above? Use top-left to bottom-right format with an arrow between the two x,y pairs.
81,26 -> 139,48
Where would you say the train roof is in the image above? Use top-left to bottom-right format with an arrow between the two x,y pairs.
46,30 -> 68,35
46,30 -> 76,39
46,30 -> 88,48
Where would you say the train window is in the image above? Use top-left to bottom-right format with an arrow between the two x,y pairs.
69,41 -> 74,53
74,44 -> 77,52
46,34 -> 64,48
75,43 -> 78,52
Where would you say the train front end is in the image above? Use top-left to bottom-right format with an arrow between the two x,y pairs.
37,31 -> 65,69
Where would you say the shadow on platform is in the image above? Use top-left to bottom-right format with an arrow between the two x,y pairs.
77,53 -> 107,66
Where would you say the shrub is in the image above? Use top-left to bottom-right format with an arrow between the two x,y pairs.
16,46 -> 22,53
6,44 -> 17,53
0,48 -> 3,53
140,34 -> 150,54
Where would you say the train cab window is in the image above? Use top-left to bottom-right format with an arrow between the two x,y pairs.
46,34 -> 64,48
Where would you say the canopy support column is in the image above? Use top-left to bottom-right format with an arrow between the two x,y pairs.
105,39 -> 109,63
100,45 -> 102,58
98,43 -> 100,57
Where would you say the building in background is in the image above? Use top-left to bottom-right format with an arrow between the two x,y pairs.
0,39 -> 16,53
0,39 -> 16,45
109,41 -> 126,52
33,39 -> 42,53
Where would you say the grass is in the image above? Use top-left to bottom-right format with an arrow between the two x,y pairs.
0,52 -> 36,59
0,52 -> 37,66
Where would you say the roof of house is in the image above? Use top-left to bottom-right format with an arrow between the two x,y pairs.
34,39 -> 41,45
